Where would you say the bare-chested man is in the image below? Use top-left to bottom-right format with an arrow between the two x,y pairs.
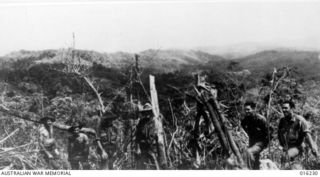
39,116 -> 61,169
67,122 -> 90,170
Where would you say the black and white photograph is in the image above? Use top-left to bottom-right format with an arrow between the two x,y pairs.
0,0 -> 320,171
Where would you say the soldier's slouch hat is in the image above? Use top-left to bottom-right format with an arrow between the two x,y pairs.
39,116 -> 55,124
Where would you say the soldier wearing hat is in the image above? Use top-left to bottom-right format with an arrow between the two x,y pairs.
39,116 -> 61,169
67,122 -> 90,170
135,103 -> 158,169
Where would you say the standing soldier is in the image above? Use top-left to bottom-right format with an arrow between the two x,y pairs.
39,116 -> 61,169
278,101 -> 318,164
135,103 -> 158,169
241,101 -> 270,169
96,113 -> 118,170
67,122 -> 90,170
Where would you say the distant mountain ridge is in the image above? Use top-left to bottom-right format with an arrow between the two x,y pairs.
196,43 -> 320,59
0,49 -> 227,73
1,48 -> 320,79
234,50 -> 320,79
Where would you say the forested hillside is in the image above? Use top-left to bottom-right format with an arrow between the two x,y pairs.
0,48 -> 319,170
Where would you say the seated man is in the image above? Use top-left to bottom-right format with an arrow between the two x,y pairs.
278,101 -> 318,165
241,101 -> 270,169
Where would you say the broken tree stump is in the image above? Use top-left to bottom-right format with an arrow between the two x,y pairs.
194,85 -> 230,155
194,74 -> 245,168
150,75 -> 168,169
210,96 -> 245,167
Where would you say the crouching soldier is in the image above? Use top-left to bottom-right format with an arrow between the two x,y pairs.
39,116 -> 61,169
278,101 -> 318,168
241,101 -> 271,170
68,122 -> 90,170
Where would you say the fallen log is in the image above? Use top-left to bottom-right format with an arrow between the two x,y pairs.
0,105 -> 97,137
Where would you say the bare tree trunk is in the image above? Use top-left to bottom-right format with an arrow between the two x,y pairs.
194,74 -> 245,168
201,98 -> 231,155
194,104 -> 202,140
149,75 -> 168,169
194,75 -> 230,154
210,98 -> 245,167
82,76 -> 105,114
0,105 -> 39,123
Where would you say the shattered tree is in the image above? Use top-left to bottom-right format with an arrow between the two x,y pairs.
150,75 -> 168,169
193,74 -> 245,168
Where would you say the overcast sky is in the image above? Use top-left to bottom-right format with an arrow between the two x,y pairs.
1,0 -> 320,56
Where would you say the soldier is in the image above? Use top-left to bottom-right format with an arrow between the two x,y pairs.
39,116 -> 61,169
135,103 -> 158,169
278,100 -> 318,163
96,113 -> 118,170
67,122 -> 90,170
241,101 -> 270,169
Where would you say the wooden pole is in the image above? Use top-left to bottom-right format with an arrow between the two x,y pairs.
149,75 -> 168,169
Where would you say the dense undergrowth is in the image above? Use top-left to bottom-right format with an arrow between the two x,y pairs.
0,50 -> 319,170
